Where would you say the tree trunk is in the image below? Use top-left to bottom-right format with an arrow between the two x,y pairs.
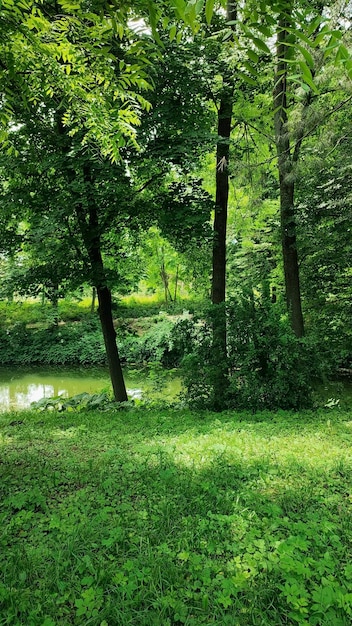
160,258 -> 169,303
91,286 -> 96,314
50,282 -> 59,325
174,264 -> 179,302
280,175 -> 304,338
79,164 -> 128,402
210,1 -> 236,410
55,116 -> 128,401
273,12 -> 305,338
96,284 -> 128,402
211,0 -> 236,306
212,92 -> 232,307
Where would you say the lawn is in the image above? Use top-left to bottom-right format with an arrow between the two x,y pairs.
1,406 -> 352,625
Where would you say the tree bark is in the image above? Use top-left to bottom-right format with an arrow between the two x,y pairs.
96,284 -> 128,403
91,286 -> 96,314
212,91 -> 232,307
210,1 -> 236,410
174,264 -> 179,302
211,0 -> 236,306
79,163 -> 128,402
55,115 -> 128,401
273,11 -> 305,338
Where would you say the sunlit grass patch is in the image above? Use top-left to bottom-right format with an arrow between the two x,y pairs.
1,407 -> 352,625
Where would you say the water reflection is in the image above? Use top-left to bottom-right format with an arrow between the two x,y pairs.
0,380 -> 71,411
0,367 -> 181,411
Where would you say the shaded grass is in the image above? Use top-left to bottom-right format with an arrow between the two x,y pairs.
1,407 -> 352,625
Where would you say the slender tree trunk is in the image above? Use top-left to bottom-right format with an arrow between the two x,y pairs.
91,286 -> 96,314
211,0 -> 236,307
174,264 -> 179,302
79,164 -> 128,402
211,89 -> 232,408
51,282 -> 59,325
273,11 -> 304,338
96,284 -> 128,402
160,250 -> 173,303
210,1 -> 236,410
212,92 -> 232,307
160,260 -> 169,303
55,116 -> 127,400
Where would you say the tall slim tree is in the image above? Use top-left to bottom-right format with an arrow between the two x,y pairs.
210,1 -> 237,408
273,5 -> 305,337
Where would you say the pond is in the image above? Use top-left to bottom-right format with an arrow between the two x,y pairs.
0,366 -> 182,412
0,366 -> 351,413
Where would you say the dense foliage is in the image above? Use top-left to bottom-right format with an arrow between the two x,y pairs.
0,0 -> 351,406
180,293 -> 331,411
0,302 -> 195,368
0,6 -> 352,625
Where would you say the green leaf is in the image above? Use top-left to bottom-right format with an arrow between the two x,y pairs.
148,2 -> 162,45
307,15 -> 323,37
254,23 -> 272,38
242,61 -> 258,75
205,0 -> 214,25
335,44 -> 350,62
237,71 -> 257,85
298,61 -> 318,93
172,0 -> 187,19
247,49 -> 259,64
297,45 -> 314,69
169,24 -> 177,41
287,28 -> 312,47
313,24 -> 330,47
251,37 -> 270,55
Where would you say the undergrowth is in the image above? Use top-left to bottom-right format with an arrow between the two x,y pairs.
0,314 -> 190,368
1,407 -> 352,625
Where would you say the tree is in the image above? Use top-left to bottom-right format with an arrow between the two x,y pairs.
203,0 -> 352,340
296,100 -> 352,365
0,0 -> 162,402
273,6 -> 305,337
208,1 -> 237,408
0,110 -> 144,401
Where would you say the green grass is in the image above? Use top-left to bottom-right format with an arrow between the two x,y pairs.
0,301 -> 93,328
1,407 -> 352,625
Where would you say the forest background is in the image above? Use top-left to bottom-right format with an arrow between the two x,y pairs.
0,0 -> 351,410
2,3 -> 352,625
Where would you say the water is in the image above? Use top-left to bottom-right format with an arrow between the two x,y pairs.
0,366 -> 182,412
0,367 -> 351,413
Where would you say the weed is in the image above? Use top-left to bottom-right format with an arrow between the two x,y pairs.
1,407 -> 352,624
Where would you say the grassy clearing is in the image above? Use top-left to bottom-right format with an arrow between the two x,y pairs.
1,407 -> 352,625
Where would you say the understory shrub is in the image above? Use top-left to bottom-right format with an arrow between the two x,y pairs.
116,295 -> 204,319
118,315 -> 195,367
181,291 -> 331,411
0,320 -> 106,366
0,314 -> 193,368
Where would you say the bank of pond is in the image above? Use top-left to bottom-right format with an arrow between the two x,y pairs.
0,365 -> 352,413
0,307 -> 351,412
0,366 -> 182,412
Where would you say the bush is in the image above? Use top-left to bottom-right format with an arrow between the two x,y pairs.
0,300 -> 94,328
181,291 -> 331,411
118,315 -> 193,367
116,295 -> 205,319
0,320 -> 106,366
0,313 -> 193,368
